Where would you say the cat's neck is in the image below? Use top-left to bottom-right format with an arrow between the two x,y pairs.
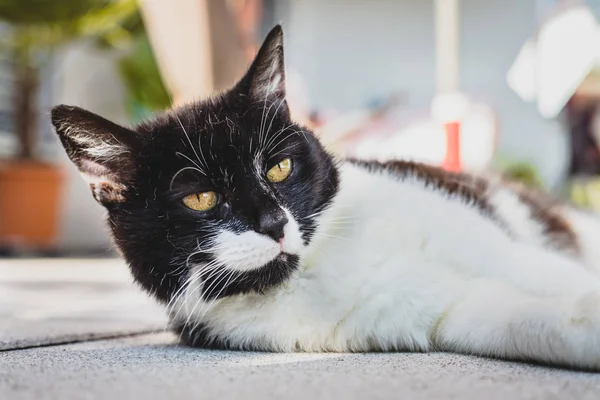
297,162 -> 364,272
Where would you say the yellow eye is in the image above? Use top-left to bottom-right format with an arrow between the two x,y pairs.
183,191 -> 218,211
266,158 -> 292,183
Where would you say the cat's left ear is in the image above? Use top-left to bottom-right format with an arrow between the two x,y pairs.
51,105 -> 142,204
240,25 -> 287,103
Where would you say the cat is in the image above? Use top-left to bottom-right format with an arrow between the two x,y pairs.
51,25 -> 600,370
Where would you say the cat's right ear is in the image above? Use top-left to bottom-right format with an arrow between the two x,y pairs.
51,105 -> 142,204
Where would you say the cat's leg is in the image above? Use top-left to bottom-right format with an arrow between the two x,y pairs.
432,281 -> 600,370
451,233 -> 600,298
492,242 -> 600,297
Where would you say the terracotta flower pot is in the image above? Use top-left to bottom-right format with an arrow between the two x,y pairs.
0,161 -> 64,251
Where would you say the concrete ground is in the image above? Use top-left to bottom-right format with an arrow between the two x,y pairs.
2,259 -> 600,400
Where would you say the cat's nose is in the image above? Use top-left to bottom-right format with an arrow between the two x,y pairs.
255,209 -> 288,241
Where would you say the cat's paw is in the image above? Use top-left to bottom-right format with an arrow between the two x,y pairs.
562,292 -> 600,370
570,292 -> 600,327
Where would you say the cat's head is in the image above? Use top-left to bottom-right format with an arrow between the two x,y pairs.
50,25 -> 339,304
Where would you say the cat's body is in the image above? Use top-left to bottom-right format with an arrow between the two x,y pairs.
51,26 -> 600,370
175,160 -> 600,359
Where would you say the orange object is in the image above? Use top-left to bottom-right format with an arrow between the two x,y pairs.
0,161 -> 64,250
442,121 -> 461,172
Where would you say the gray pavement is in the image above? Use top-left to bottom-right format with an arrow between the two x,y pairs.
0,259 -> 166,350
2,259 -> 600,399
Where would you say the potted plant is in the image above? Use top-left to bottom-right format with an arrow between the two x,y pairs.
0,0 -> 138,253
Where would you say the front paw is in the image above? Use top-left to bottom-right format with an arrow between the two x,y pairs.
561,292 -> 600,370
571,292 -> 600,327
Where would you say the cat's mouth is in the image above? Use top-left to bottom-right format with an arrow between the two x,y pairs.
276,238 -> 293,262
185,232 -> 301,300
211,230 -> 298,272
211,209 -> 304,272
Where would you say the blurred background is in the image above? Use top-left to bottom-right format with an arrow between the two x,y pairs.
1,0 -> 600,257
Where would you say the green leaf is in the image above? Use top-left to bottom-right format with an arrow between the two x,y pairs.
0,0 -> 111,25
118,36 -> 171,112
0,0 -> 139,51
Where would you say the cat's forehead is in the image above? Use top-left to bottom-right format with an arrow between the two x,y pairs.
139,97 -> 299,186
145,96 -> 287,146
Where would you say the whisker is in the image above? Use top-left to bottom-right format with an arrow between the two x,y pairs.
167,269 -> 202,316
170,270 -> 213,325
267,129 -> 303,154
312,232 -> 350,242
269,143 -> 302,159
170,166 -> 204,189
190,264 -> 243,335
175,113 -> 205,169
183,244 -> 216,267
262,98 -> 287,150
168,258 -> 223,318
175,152 -> 207,175
183,266 -> 232,329
300,209 -> 333,220
265,123 -> 296,151
196,268 -> 240,322
258,89 -> 275,153
165,262 -> 188,277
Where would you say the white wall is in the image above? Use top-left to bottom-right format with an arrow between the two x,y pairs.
51,41 -> 130,252
460,0 -> 569,189
284,0 -> 436,111
276,0 -> 570,189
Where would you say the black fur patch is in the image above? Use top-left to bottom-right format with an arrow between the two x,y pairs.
172,321 -> 246,350
172,321 -> 228,350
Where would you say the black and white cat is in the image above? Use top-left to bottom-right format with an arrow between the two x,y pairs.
52,26 -> 600,370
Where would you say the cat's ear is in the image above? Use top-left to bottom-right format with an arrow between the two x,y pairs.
241,25 -> 287,102
51,105 -> 141,204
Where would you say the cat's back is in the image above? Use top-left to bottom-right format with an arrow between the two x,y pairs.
340,159 -> 500,231
312,160 -> 510,274
344,158 -> 586,263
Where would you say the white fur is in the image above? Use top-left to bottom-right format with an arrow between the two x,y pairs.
175,162 -> 600,369
487,187 -> 546,247
213,230 -> 281,272
60,123 -> 128,161
56,123 -> 129,195
564,207 -> 600,274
